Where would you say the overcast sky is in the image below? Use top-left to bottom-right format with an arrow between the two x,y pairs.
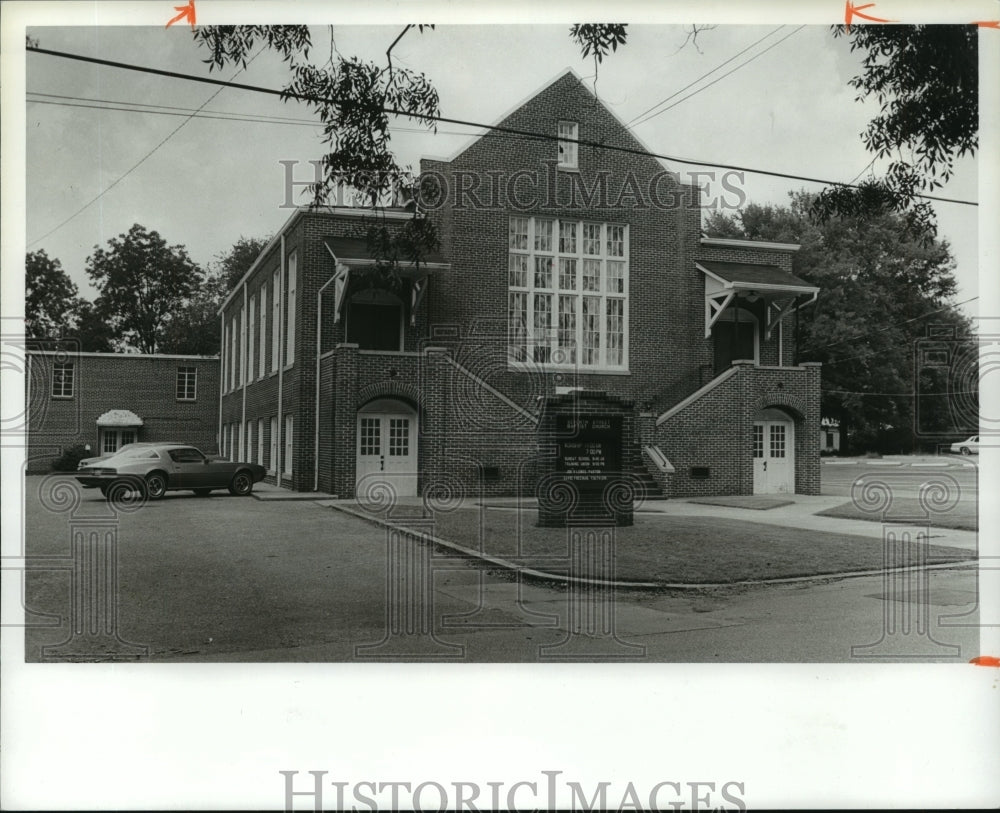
23,22 -> 980,314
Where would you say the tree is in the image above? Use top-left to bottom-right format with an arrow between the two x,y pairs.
705,190 -> 973,452
812,25 -> 977,239
85,224 -> 203,354
159,235 -> 269,355
72,300 -> 117,353
25,250 -> 82,339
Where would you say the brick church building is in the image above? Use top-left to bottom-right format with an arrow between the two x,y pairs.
216,69 -> 822,500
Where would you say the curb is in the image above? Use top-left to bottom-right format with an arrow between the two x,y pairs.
324,503 -> 977,592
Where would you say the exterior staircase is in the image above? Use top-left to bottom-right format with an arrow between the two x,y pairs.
628,443 -> 666,500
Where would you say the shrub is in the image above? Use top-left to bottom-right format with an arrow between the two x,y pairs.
51,444 -> 91,472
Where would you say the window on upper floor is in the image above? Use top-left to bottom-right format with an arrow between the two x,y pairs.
285,251 -> 297,367
557,121 -> 579,170
508,216 -> 628,371
52,361 -> 74,398
176,366 -> 197,400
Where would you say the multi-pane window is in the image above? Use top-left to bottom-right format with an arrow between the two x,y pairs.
176,366 -> 197,400
120,429 -> 136,447
257,418 -> 265,469
258,284 -> 267,379
271,268 -> 281,373
752,425 -> 764,458
221,322 -> 229,393
285,251 -> 297,367
247,295 -> 255,383
52,362 -> 74,397
557,120 -> 579,169
102,432 -> 118,455
230,313 -> 238,391
389,419 -> 410,456
507,217 -> 628,369
283,415 -> 293,475
246,420 -> 254,463
770,425 -> 786,458
360,418 -> 380,456
269,416 -> 278,472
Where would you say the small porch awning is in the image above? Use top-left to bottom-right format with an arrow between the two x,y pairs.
96,409 -> 143,428
324,237 -> 450,326
697,260 -> 819,339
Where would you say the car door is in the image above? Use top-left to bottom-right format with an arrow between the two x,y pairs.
166,447 -> 209,487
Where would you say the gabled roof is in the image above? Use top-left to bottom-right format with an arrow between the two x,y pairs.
697,260 -> 816,292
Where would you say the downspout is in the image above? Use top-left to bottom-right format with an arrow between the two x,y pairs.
240,282 -> 248,459
276,234 -> 285,487
217,312 -> 224,455
778,316 -> 784,367
314,272 -> 339,491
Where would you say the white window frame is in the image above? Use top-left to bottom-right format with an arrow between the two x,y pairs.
238,421 -> 245,463
247,294 -> 255,384
221,321 -> 229,393
176,366 -> 197,401
258,284 -> 267,380
269,416 -> 278,474
51,361 -> 74,398
230,313 -> 238,391
507,216 -> 629,372
285,251 -> 297,367
246,419 -> 254,463
257,418 -> 265,469
271,268 -> 281,374
283,415 -> 293,476
557,120 -> 579,170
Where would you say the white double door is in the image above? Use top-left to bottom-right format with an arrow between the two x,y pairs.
753,418 -> 795,494
356,400 -> 418,497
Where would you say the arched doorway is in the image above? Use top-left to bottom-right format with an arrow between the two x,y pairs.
752,406 -> 795,494
356,398 -> 418,497
345,289 -> 403,351
713,306 -> 759,375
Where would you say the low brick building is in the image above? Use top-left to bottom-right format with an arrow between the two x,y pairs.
25,349 -> 219,473
217,69 -> 822,499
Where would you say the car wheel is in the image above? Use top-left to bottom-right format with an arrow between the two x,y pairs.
193,489 -> 212,497
145,472 -> 168,500
960,447 -> 971,455
229,471 -> 254,496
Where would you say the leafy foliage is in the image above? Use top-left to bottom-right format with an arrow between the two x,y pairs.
85,224 -> 203,354
570,24 -> 629,64
706,191 -> 973,452
51,443 -> 91,473
25,250 -> 82,339
813,25 -> 977,239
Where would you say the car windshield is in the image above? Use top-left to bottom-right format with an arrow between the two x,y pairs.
167,447 -> 206,463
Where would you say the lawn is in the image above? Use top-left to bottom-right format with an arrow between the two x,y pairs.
816,498 -> 977,531
369,505 -> 975,585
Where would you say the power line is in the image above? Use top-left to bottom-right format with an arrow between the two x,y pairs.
26,45 -> 978,209
27,51 -> 262,248
626,26 -> 785,126
631,26 -> 803,128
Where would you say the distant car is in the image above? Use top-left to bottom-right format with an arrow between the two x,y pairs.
949,435 -> 979,455
74,443 -> 266,500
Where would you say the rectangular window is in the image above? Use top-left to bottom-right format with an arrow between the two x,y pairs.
52,362 -> 74,398
360,417 -> 380,456
239,303 -> 247,385
507,217 -> 628,369
246,420 -> 254,463
221,322 -> 228,393
176,366 -> 197,400
271,268 -> 280,373
257,418 -> 265,468
247,295 -> 255,384
285,251 -> 297,367
389,418 -> 409,456
770,425 -> 786,458
230,314 -> 238,391
557,120 -> 578,169
120,429 -> 136,447
283,415 -> 293,476
238,421 -> 245,463
258,284 -> 267,380
269,416 -> 278,473
102,430 -> 118,455
753,426 -> 763,458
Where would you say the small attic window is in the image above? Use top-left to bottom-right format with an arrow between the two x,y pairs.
558,121 -> 578,169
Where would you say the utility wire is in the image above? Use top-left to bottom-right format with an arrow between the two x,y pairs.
27,49 -> 262,248
26,45 -> 978,209
626,25 -> 785,126
631,26 -> 803,128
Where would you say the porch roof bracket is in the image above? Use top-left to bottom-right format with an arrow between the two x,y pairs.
705,290 -> 735,338
331,263 -> 351,324
410,275 -> 428,326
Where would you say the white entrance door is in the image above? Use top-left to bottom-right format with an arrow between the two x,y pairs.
356,400 -> 418,498
753,417 -> 795,494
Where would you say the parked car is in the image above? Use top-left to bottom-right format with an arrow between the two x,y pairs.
949,435 -> 979,455
74,443 -> 266,499
78,442 -> 162,472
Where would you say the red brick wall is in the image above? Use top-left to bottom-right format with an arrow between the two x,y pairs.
26,351 -> 219,473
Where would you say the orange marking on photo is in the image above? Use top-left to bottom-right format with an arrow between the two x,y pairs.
845,1 -> 895,32
166,0 -> 196,30
969,656 -> 1000,667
